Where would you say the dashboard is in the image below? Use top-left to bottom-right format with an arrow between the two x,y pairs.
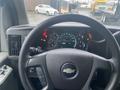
7,25 -> 120,58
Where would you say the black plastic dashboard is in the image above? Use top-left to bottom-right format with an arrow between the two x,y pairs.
6,24 -> 120,58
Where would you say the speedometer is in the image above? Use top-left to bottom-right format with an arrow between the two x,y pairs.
58,33 -> 77,48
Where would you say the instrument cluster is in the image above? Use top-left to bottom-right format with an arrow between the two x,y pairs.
40,30 -> 95,51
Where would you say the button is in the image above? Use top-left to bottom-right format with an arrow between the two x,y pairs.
27,67 -> 37,77
29,67 -> 35,73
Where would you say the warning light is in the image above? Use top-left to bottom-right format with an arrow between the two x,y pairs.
42,31 -> 47,39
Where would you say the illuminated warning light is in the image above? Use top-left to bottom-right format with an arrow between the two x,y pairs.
42,31 -> 48,39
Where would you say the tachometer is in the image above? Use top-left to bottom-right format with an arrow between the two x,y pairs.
47,32 -> 59,50
58,33 -> 77,48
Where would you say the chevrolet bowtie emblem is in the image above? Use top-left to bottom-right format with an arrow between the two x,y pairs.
63,68 -> 76,74
61,63 -> 77,78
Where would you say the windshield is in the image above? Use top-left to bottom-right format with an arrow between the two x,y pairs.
24,0 -> 120,26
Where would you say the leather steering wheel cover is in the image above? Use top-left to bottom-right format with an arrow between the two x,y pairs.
19,14 -> 120,90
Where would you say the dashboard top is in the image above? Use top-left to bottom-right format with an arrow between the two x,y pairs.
7,24 -> 120,35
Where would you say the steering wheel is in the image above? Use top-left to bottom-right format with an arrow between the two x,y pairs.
19,14 -> 120,90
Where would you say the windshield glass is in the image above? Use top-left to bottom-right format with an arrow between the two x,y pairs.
24,0 -> 120,26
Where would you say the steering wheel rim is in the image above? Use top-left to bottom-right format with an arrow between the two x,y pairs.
19,14 -> 120,90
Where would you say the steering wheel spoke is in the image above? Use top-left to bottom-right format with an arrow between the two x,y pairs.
82,55 -> 113,90
25,53 -> 46,78
26,53 -> 46,68
26,53 -> 55,90
93,55 -> 112,70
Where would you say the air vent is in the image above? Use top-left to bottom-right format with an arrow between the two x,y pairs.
8,35 -> 21,56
